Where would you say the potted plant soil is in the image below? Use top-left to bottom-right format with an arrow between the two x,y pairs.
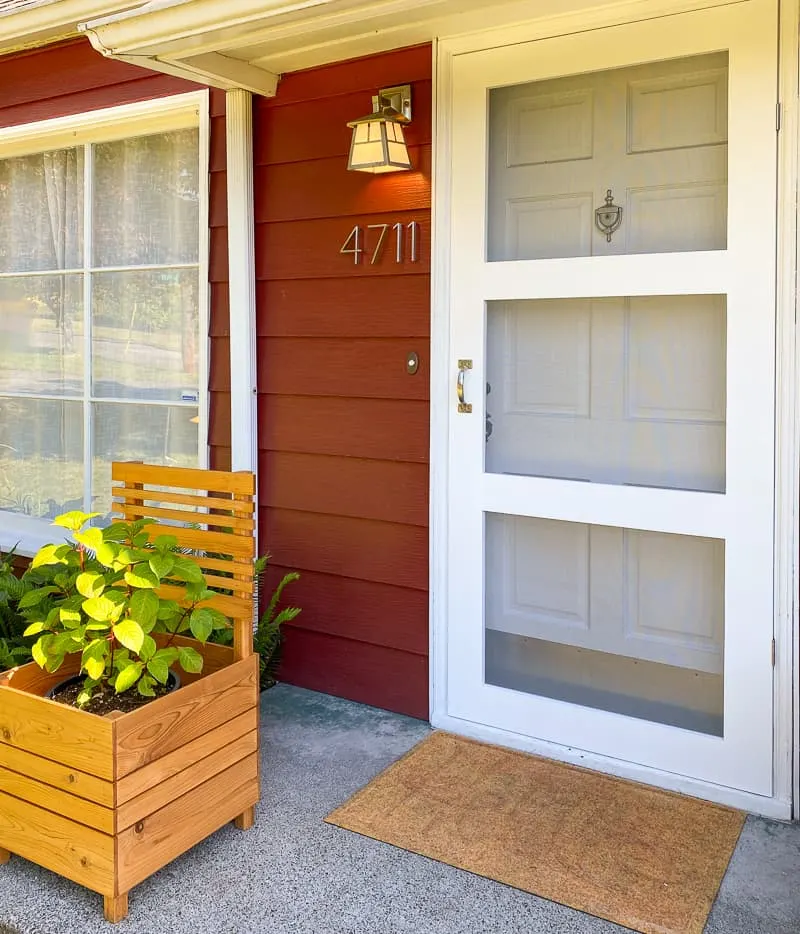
0,473 -> 259,924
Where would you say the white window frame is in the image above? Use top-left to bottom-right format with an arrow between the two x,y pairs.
0,90 -> 210,557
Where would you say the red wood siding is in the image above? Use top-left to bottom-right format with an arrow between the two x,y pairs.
0,39 -> 230,473
256,45 -> 432,719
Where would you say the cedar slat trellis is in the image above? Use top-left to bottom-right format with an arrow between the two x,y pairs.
0,462 -> 259,923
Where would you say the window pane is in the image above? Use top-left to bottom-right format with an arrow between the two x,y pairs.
92,130 -> 200,267
0,397 -> 83,517
0,275 -> 83,396
487,53 -> 728,261
92,269 -> 199,402
0,148 -> 84,272
485,295 -> 726,493
485,513 -> 724,736
92,402 -> 198,513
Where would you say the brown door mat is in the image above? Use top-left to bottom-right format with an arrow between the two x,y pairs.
326,731 -> 744,934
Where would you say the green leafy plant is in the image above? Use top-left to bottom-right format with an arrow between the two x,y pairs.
20,511 -> 232,707
254,555 -> 300,690
0,548 -> 34,671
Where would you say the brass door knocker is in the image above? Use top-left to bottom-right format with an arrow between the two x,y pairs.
595,189 -> 623,242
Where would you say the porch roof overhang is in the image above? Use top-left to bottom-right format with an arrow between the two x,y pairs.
77,0 -> 582,96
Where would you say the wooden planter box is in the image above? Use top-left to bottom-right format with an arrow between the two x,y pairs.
0,639 -> 259,921
0,462 -> 260,923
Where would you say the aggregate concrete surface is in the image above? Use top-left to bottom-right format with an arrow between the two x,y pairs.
0,684 -> 799,934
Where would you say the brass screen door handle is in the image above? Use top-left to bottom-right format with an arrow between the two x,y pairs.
457,359 -> 472,413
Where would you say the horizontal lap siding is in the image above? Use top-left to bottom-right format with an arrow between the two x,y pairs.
256,45 -> 432,719
0,41 -> 230,473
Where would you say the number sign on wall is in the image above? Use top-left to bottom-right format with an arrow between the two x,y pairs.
340,221 -> 421,265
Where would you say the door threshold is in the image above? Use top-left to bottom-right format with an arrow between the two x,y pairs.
431,712 -> 791,819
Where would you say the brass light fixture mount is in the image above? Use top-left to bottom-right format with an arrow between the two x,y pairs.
371,84 -> 413,123
347,84 -> 413,174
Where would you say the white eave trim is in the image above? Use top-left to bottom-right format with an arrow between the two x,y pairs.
0,0 -> 137,52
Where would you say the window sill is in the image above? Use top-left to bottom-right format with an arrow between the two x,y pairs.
0,513 -> 60,558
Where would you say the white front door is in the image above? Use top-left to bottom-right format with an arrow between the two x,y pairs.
444,0 -> 778,798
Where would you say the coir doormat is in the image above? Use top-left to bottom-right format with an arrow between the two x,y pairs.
325,732 -> 744,934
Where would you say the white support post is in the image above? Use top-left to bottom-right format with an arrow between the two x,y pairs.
225,88 -> 258,476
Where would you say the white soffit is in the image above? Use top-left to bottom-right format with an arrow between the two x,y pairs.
82,0 -> 740,91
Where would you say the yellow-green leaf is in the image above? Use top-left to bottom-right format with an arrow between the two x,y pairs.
76,571 -> 105,599
84,656 -> 106,680
112,619 -> 145,654
83,595 -> 123,623
115,662 -> 143,694
124,564 -> 159,590
74,527 -> 104,551
53,511 -> 101,532
30,544 -> 69,570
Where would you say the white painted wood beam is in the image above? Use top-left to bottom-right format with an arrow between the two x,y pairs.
225,89 -> 258,477
180,53 -> 278,97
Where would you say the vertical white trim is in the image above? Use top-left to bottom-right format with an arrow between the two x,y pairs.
777,0 -> 800,818
82,142 -> 93,512
430,38 -> 453,721
225,89 -> 258,477
197,88 -> 211,470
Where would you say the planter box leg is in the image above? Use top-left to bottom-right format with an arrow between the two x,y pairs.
234,806 -> 255,831
0,848 -> 10,865
104,893 -> 129,923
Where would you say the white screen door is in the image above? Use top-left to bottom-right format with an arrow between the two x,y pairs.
445,0 -> 777,796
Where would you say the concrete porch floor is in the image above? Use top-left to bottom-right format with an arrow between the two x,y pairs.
0,684 -> 799,934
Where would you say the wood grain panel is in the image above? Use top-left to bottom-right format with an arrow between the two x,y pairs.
261,508 -> 428,591
116,729 -> 258,832
0,40 -> 162,109
258,337 -> 429,400
211,445 -> 232,471
209,169 -> 228,227
265,565 -> 428,655
116,754 -> 259,891
0,766 -> 114,834
261,452 -> 428,525
210,226 -> 229,282
116,708 -> 256,805
255,147 -> 430,223
210,283 -> 230,335
210,114 -> 227,171
0,742 -> 114,808
258,396 -> 429,462
260,44 -> 432,105
256,213 -> 430,280
114,654 -> 258,778
255,85 -> 432,165
210,390 -> 231,447
112,461 -> 254,494
0,76 -> 195,129
256,276 -> 429,337
253,46 -> 432,718
0,686 -> 114,780
279,628 -> 429,720
0,790 -> 115,895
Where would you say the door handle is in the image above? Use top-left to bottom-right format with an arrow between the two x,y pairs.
457,359 -> 472,413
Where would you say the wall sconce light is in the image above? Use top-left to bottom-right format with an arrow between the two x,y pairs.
347,84 -> 412,173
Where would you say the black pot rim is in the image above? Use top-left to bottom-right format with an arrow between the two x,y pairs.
45,667 -> 181,700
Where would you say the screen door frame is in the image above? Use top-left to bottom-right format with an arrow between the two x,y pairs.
429,0 -> 798,818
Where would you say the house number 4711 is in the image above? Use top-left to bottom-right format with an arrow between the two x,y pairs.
340,222 -> 420,265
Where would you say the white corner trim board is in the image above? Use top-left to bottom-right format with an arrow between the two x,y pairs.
225,88 -> 259,482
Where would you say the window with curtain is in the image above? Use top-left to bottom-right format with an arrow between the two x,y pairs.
0,114 -> 204,529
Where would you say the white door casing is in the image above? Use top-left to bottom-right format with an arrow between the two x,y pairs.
442,0 -> 778,798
